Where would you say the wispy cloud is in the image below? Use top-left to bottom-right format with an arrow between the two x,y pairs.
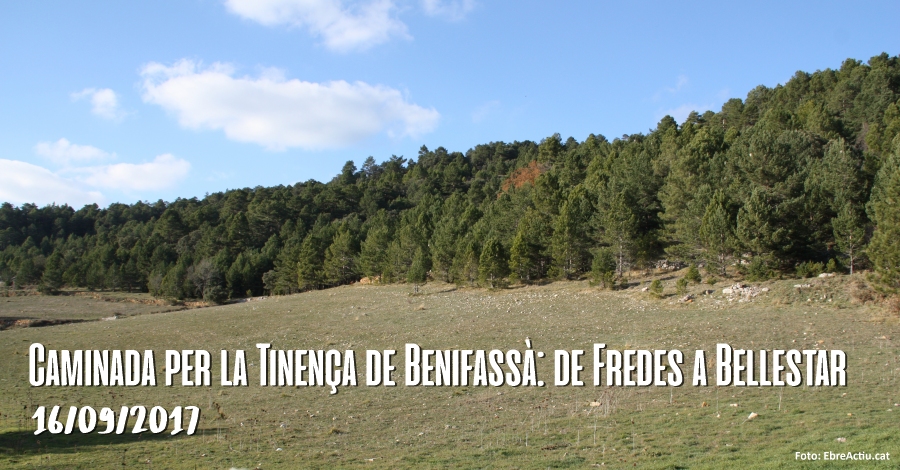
34,138 -> 115,165
652,75 -> 689,102
471,100 -> 499,124
421,0 -> 475,21
67,154 -> 191,191
71,88 -> 126,120
140,59 -> 440,150
0,159 -> 106,207
225,0 -> 409,52
3,140 -> 192,207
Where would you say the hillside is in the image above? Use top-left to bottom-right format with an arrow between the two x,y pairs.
1,274 -> 897,468
1,54 -> 900,303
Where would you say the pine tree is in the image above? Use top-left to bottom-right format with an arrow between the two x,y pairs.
700,190 -> 736,276
867,150 -> 900,292
407,247 -> 428,292
600,191 -> 638,276
479,238 -> 508,288
40,252 -> 64,294
832,203 -> 866,274
359,212 -> 392,280
550,188 -> 592,279
324,228 -> 359,286
509,227 -> 538,284
590,247 -> 616,288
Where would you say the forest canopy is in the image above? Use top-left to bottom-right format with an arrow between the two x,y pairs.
2,54 -> 900,300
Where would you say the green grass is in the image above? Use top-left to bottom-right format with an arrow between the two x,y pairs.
1,276 -> 898,468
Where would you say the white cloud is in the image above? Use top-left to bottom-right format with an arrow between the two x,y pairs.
34,138 -> 114,165
0,159 -> 105,207
225,0 -> 409,52
70,154 -> 191,191
421,0 -> 474,20
71,88 -> 125,120
1,149 -> 190,207
140,59 -> 440,150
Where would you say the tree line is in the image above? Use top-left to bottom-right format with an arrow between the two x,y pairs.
2,54 -> 900,301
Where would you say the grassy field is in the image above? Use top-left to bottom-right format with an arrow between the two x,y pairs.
0,290 -> 193,330
0,274 -> 898,469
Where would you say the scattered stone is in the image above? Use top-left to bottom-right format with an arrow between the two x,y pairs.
680,294 -> 693,302
722,284 -> 767,301
747,412 -> 758,421
794,284 -> 812,288
818,272 -> 835,278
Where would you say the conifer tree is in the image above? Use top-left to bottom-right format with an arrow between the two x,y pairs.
832,203 -> 866,274
867,150 -> 900,292
479,238 -> 508,288
700,190 -> 736,276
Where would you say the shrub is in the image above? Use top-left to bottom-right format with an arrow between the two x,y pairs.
744,257 -> 772,282
675,278 -> 688,296
591,248 -> 617,289
796,261 -> 824,278
203,285 -> 228,305
649,279 -> 663,298
705,276 -> 718,285
684,265 -> 702,284
825,258 -> 844,274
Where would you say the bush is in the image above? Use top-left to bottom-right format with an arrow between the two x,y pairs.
591,248 -> 617,289
675,278 -> 688,296
203,285 -> 228,305
825,258 -> 844,274
705,276 -> 718,285
684,265 -> 702,284
649,279 -> 663,298
591,271 -> 616,289
796,261 -> 824,279
744,257 -> 773,282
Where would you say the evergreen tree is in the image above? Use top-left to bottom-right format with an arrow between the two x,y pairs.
867,150 -> 900,292
479,238 -> 508,288
590,247 -> 616,288
699,190 -> 736,276
599,191 -> 638,276
40,252 -> 64,294
509,211 -> 544,283
550,187 -> 592,279
832,203 -> 866,274
359,217 -> 392,280
407,247 -> 428,291
324,227 -> 359,286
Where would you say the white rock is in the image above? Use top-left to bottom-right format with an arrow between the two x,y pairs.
722,288 -> 733,294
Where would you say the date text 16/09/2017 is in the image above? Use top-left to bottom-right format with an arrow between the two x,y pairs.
32,405 -> 200,435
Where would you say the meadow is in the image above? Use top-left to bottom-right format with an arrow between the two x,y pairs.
1,274 -> 898,469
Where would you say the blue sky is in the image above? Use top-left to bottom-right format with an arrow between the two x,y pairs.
1,1 -> 897,207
